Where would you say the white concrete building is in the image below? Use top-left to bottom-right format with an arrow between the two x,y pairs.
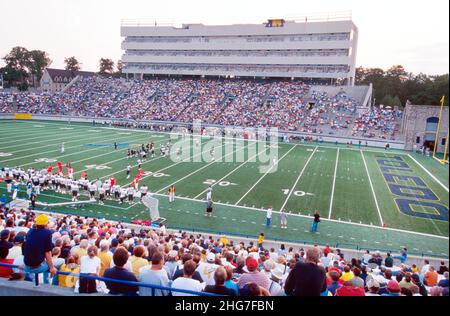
121,13 -> 359,85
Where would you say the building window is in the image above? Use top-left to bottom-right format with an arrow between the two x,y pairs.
416,136 -> 421,144
443,137 -> 447,146
425,117 -> 439,132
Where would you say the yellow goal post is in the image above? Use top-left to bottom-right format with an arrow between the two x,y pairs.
432,96 -> 449,165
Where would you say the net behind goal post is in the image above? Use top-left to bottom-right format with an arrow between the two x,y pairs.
142,195 -> 160,221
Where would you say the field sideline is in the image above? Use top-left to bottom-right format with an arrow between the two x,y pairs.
0,120 -> 448,258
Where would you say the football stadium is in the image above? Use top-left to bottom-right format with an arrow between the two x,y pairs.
0,2 -> 449,301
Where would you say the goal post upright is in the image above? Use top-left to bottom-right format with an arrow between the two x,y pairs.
432,95 -> 445,160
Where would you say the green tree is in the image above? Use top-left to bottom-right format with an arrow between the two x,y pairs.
98,58 -> 114,74
3,46 -> 31,88
28,50 -> 52,86
64,56 -> 81,71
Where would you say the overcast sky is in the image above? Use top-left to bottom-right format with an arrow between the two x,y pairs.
0,0 -> 448,75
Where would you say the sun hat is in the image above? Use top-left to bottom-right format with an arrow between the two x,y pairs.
36,214 -> 49,226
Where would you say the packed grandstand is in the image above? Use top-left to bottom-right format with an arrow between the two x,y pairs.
0,76 -> 402,140
0,207 -> 448,296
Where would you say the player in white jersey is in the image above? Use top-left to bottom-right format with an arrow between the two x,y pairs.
119,187 -> 127,204
140,185 -> 148,198
61,142 -> 65,154
126,165 -> 131,179
60,177 -> 67,195
103,181 -> 111,199
88,183 -> 97,201
39,175 -> 45,191
98,186 -> 105,205
112,184 -> 121,200
71,182 -> 79,202
126,186 -> 135,203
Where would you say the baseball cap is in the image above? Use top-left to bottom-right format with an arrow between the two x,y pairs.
1,229 -> 11,239
366,278 -> 380,289
271,268 -> 284,280
387,280 -> 401,293
13,234 -> 24,243
168,250 -> 178,258
246,257 -> 259,270
36,214 -> 49,226
206,252 -> 216,263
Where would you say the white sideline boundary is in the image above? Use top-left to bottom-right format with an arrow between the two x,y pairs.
36,200 -> 97,207
408,154 -> 449,193
361,150 -> 384,226
0,183 -> 448,240
279,146 -> 318,212
328,148 -> 340,219
149,193 -> 449,240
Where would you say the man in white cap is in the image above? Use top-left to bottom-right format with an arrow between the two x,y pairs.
268,268 -> 285,296
196,252 -> 219,286
164,250 -> 179,280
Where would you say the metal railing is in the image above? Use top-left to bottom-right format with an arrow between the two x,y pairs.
0,263 -> 222,296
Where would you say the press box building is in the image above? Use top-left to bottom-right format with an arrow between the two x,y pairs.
121,13 -> 359,85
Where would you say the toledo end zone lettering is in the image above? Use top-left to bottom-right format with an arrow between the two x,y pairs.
376,155 -> 448,221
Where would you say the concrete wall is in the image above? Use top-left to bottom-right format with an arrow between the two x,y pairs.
0,279 -> 105,296
402,104 -> 449,151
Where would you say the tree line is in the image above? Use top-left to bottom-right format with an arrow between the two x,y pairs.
1,46 -> 122,90
356,65 -> 449,107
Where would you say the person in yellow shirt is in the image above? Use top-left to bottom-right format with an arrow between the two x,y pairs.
340,266 -> 355,282
257,232 -> 265,251
58,255 -> 80,288
219,235 -> 229,247
72,240 -> 88,264
130,245 -> 149,277
97,243 -> 112,276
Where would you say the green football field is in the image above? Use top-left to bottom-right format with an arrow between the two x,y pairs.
0,120 -> 448,258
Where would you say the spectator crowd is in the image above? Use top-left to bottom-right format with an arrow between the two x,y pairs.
0,206 -> 447,296
0,76 -> 402,140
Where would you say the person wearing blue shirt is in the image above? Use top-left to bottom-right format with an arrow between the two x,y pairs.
103,247 -> 138,295
23,214 -> 57,284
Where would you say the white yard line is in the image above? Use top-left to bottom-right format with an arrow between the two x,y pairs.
2,131 -> 123,164
148,192 -> 450,240
14,132 -> 145,167
279,146 -> 318,212
192,145 -> 261,199
0,130 -> 101,153
156,144 -> 245,195
328,148 -> 340,219
234,145 -> 298,205
1,182 -> 447,240
71,135 -> 169,171
408,154 -> 449,193
361,150 -> 384,226
128,139 -> 229,189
